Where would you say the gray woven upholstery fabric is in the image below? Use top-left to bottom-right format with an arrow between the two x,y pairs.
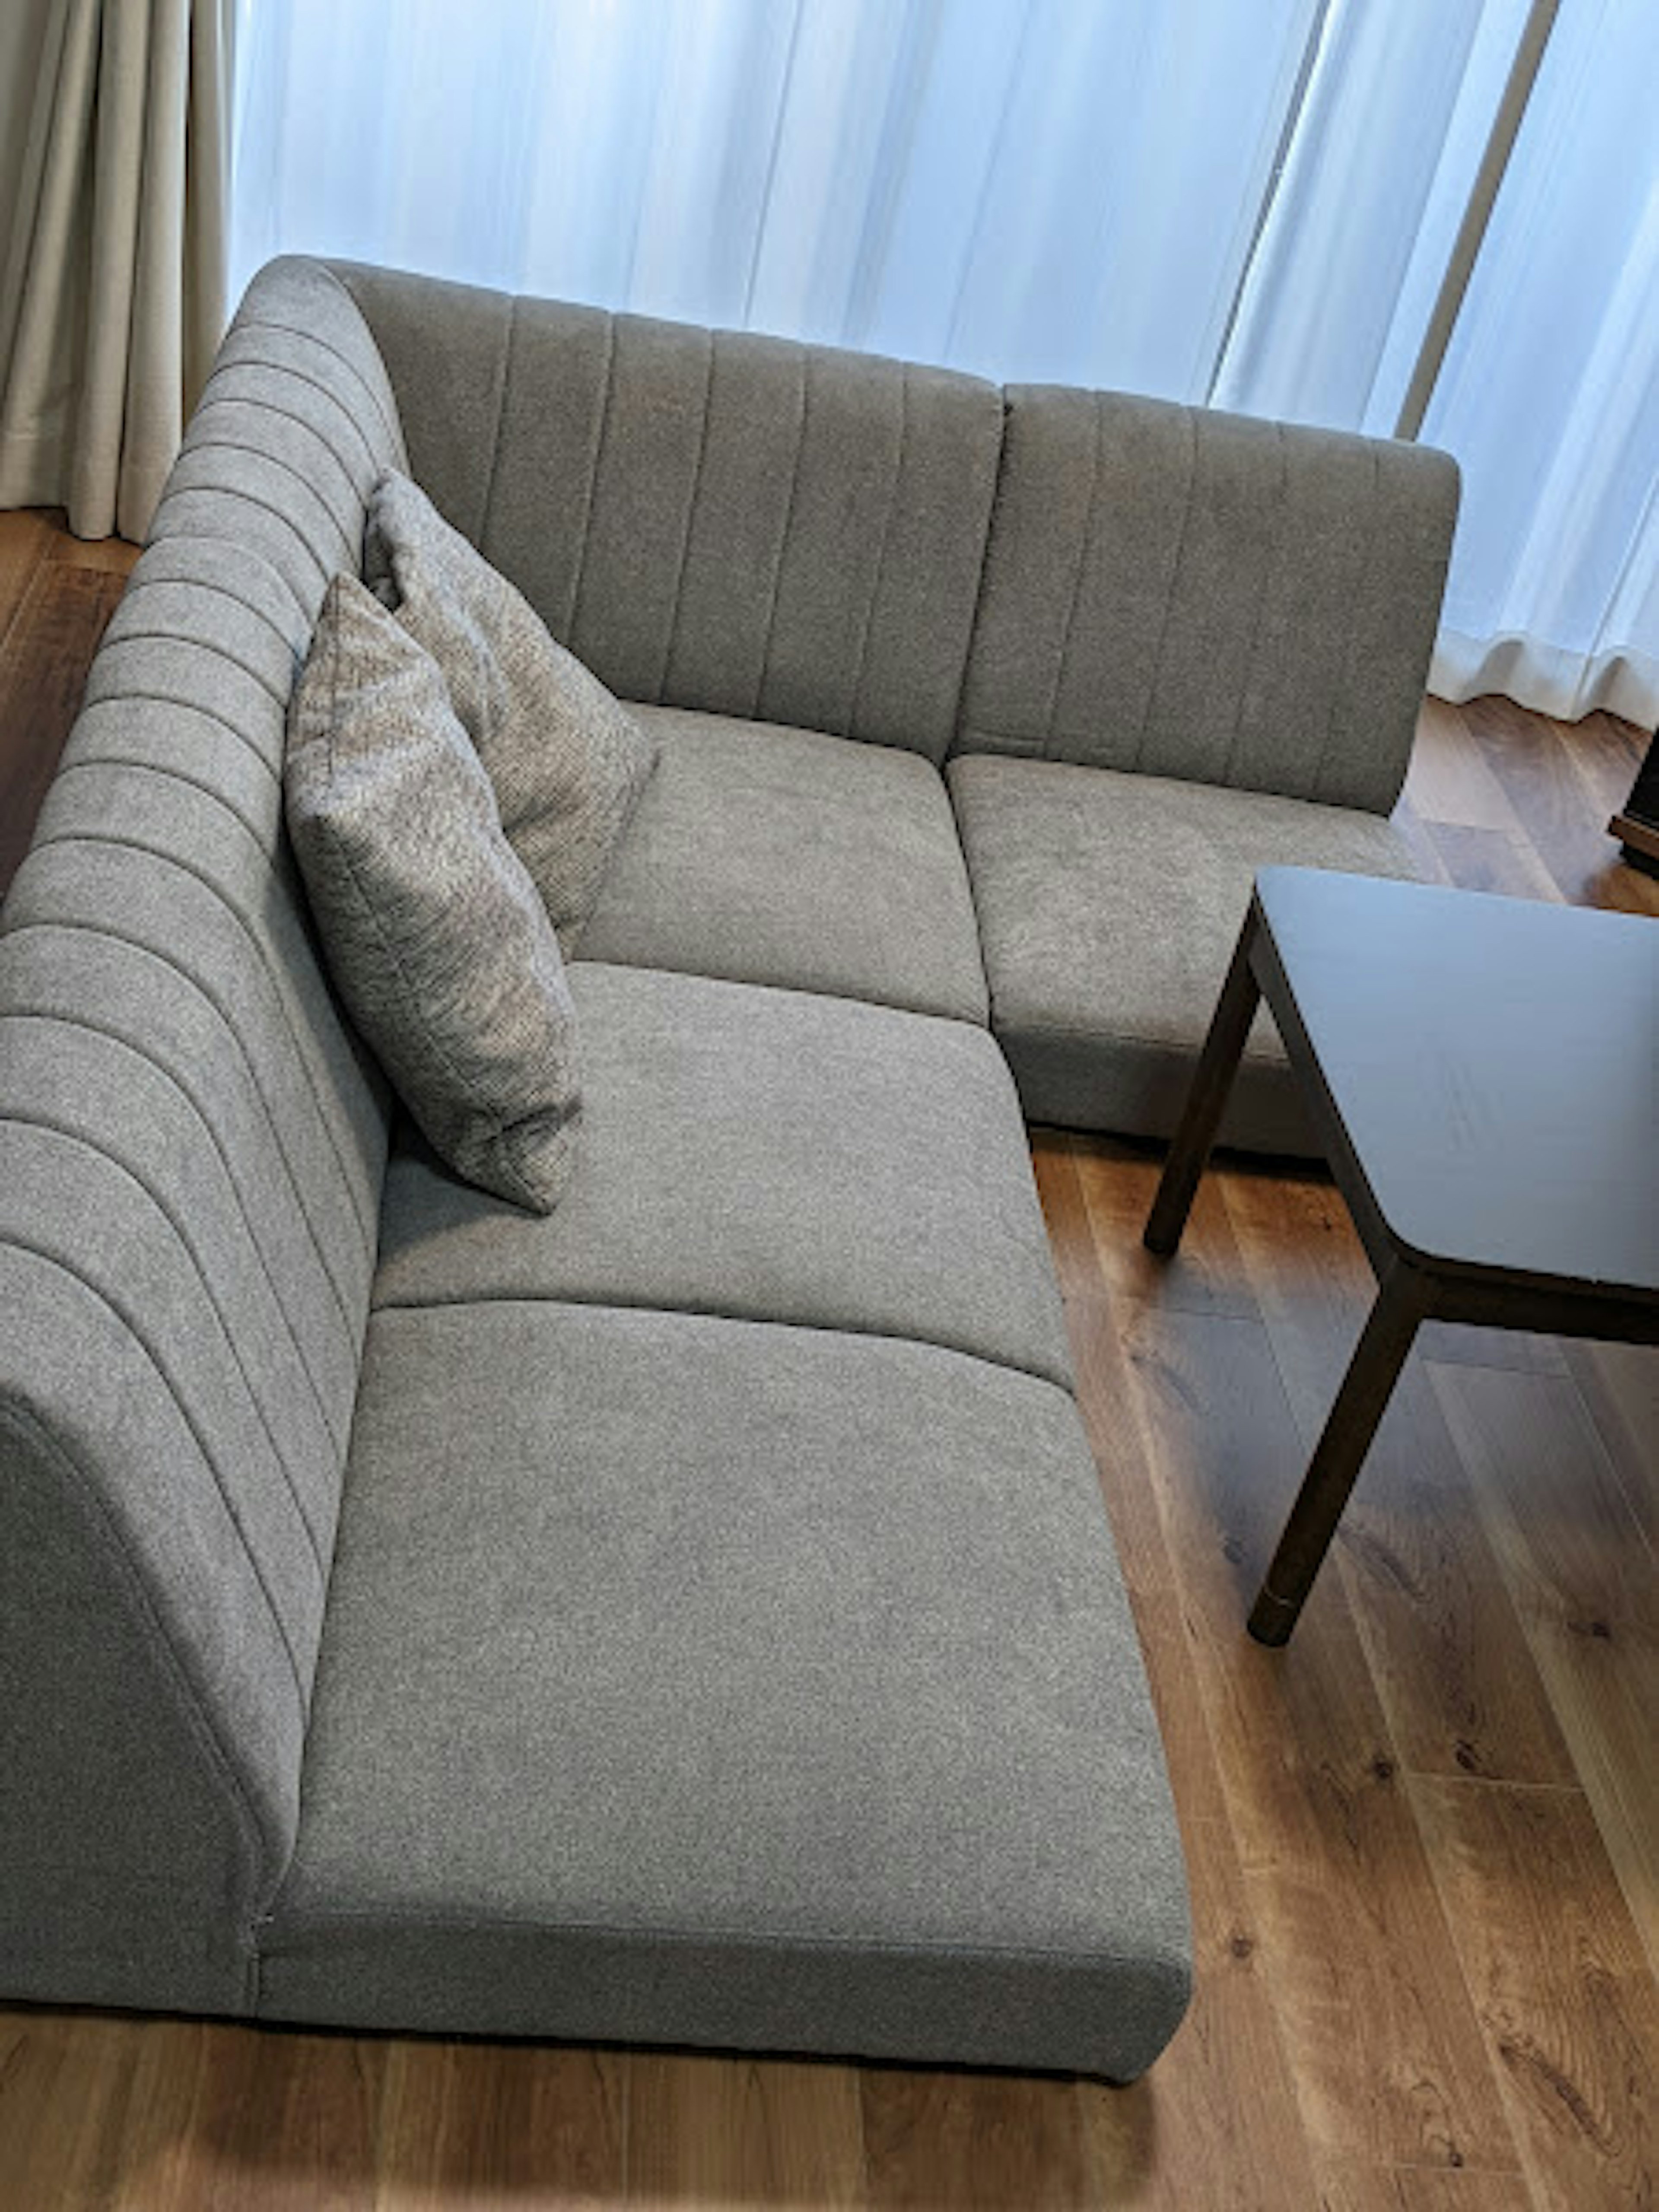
259,1300 -> 1191,2080
286,574 -> 582,1213
0,257 -> 404,2012
950,755 -> 1424,1153
363,470 -> 658,949
575,707 -> 988,1020
329,261 -> 1004,762
958,387 -> 1459,816
375,962 -> 1069,1391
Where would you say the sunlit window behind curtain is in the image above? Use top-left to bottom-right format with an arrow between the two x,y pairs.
231,0 -> 1659,725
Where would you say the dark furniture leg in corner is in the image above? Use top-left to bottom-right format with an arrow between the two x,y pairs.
1245,1261 -> 1430,1644
1609,725 -> 1659,877
1143,900 -> 1261,1257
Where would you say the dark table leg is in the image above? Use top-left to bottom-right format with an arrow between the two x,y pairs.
1144,899 -> 1262,1256
1247,1262 -> 1429,1645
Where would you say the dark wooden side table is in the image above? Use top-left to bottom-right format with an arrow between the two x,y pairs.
1144,868 -> 1659,1646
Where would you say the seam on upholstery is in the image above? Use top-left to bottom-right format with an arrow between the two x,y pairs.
18,833 -> 381,1265
945,389 -> 1011,758
193,392 -> 369,516
0,1242 -> 312,1699
0,996 -> 348,1454
151,481 -> 334,594
177,436 -> 357,563
116,570 -> 305,654
476,294 -> 517,555
367,1286 -> 1071,1397
1131,404 -> 1201,776
310,262 -> 408,464
258,1900 -> 1176,1977
144,514 -> 314,629
204,356 -> 381,476
1217,420 -> 1283,794
48,757 -> 273,854
566,315 -> 619,647
1313,442 -> 1381,808
0,1398 -> 273,1937
753,348 -> 811,724
0,920 -> 362,1340
76,690 -> 283,787
95,626 -> 289,711
0,1106 -> 331,1569
232,314 -> 401,456
658,328 -> 716,706
1043,394 -> 1105,761
846,362 -> 907,741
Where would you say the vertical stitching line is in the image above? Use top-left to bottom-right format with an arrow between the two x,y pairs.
1132,405 -> 1203,776
1044,395 -> 1106,761
1,1110 -> 330,1573
1314,442 -> 1381,806
753,348 -> 811,723
1218,420 -> 1284,793
0,1247 -> 311,1702
567,316 -> 620,649
847,362 -> 908,741
660,328 -> 717,705
477,296 -> 518,557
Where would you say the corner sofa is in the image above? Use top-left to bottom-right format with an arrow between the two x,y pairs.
0,257 -> 1457,2080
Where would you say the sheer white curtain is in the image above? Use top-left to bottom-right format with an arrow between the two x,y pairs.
229,0 -> 1659,725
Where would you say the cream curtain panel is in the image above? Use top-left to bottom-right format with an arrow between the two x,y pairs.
0,0 -> 232,542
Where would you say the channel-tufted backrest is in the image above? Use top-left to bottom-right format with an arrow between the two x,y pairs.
0,257 -> 403,2012
329,261 -> 1005,765
957,387 -> 1460,815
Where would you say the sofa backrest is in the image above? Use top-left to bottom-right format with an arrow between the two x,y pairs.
329,262 -> 1005,766
0,257 -> 402,2012
956,386 -> 1459,816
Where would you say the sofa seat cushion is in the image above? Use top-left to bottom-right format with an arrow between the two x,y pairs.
574,707 -> 989,1023
948,754 -> 1424,1154
258,1300 -> 1191,2080
373,961 -> 1069,1391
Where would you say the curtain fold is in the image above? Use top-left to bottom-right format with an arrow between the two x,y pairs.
0,0 -> 232,542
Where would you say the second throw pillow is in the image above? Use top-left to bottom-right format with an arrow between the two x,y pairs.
365,470 -> 658,951
286,572 -> 582,1214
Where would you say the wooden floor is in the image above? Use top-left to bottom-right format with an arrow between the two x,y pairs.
0,509 -> 1654,2209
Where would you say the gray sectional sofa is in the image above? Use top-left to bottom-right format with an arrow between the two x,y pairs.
0,257 -> 1457,2080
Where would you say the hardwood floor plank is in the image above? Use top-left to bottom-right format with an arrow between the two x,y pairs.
1071,1134 -> 1256,1318
376,2041 -> 624,2209
1429,1364 -> 1659,1976
1317,2164 -> 1541,2211
1461,696 -> 1659,917
0,509 -> 51,654
1409,1779 -> 1657,2212
1078,1806 -> 1325,2212
1562,1340 -> 1659,1559
1421,820 -> 1563,903
1405,695 -> 1534,835
1114,1298 -> 1520,2175
859,2067 -> 1089,2209
1216,1165 -> 1576,1786
0,559 -> 130,896
630,2053 -> 866,2206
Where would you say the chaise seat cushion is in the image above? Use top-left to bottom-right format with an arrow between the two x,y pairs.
575,708 -> 989,1023
373,961 -> 1068,1391
948,754 -> 1424,1154
258,1298 -> 1191,2080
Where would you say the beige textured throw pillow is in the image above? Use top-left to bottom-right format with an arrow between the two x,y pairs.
364,470 -> 658,950
285,573 -> 582,1214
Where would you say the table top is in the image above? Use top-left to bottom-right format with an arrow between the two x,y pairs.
1255,868 -> 1659,1299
